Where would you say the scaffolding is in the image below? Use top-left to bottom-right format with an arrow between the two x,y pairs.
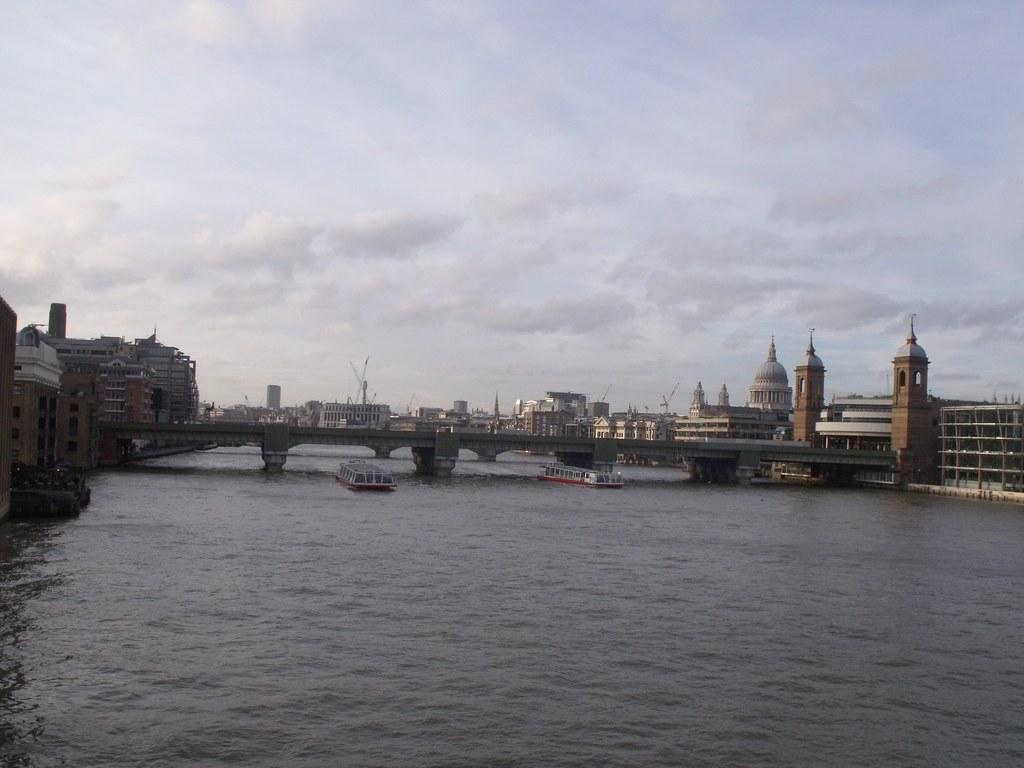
940,404 -> 1024,491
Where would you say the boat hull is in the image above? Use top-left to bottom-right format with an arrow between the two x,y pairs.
336,461 -> 397,492
337,478 -> 396,492
538,475 -> 623,489
538,464 -> 624,489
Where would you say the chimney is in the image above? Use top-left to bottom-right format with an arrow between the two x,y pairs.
48,303 -> 67,338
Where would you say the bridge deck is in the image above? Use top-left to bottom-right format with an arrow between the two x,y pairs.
99,422 -> 895,469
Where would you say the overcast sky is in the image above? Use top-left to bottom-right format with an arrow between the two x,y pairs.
2,1 -> 1022,412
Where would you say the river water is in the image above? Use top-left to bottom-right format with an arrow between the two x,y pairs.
2,446 -> 1023,767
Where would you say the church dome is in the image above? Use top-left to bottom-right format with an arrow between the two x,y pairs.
748,337 -> 793,411
753,338 -> 789,385
895,317 -> 927,360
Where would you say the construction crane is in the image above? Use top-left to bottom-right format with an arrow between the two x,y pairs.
660,382 -> 680,413
350,356 -> 369,405
406,393 -> 416,415
598,384 -> 612,403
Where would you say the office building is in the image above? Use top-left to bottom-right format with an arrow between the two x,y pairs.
940,403 -> 1024,491
267,385 -> 281,410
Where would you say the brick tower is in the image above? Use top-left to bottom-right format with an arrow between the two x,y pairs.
891,316 -> 932,483
793,330 -> 825,443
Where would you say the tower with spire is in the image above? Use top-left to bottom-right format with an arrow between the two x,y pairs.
793,329 -> 825,443
689,381 -> 707,418
891,315 -> 932,483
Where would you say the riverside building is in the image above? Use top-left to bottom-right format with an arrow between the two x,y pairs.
11,326 -> 62,467
940,403 -> 1024,491
320,401 -> 391,429
1,295 -> 15,521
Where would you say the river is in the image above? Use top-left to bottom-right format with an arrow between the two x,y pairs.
2,446 -> 1023,767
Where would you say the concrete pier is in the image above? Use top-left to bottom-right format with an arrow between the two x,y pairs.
261,424 -> 290,471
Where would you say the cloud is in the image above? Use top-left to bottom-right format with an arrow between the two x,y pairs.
475,179 -> 629,223
328,211 -> 462,259
175,0 -> 244,46
0,193 -> 120,280
481,293 -> 636,335
793,286 -> 902,331
173,0 -> 317,46
748,76 -> 869,144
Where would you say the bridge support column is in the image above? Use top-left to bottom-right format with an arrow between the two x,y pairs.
412,433 -> 460,477
374,445 -> 393,459
475,448 -> 497,462
261,424 -> 290,472
687,458 -> 738,484
555,451 -> 593,469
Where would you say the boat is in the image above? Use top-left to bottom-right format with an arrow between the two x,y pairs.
336,461 -> 396,491
538,463 -> 624,488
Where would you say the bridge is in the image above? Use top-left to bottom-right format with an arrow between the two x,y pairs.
99,421 -> 897,485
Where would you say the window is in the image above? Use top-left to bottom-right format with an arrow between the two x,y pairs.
12,405 -> 19,418
898,371 -> 907,388
914,371 -> 922,387
70,403 -> 79,413
12,428 -> 19,440
69,416 -> 79,433
67,440 -> 78,452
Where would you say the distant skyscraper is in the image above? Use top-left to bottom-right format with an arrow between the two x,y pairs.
48,302 -> 67,339
266,385 -> 281,410
453,399 -> 468,415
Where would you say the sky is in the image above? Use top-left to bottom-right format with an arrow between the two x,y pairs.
2,1 -> 1023,412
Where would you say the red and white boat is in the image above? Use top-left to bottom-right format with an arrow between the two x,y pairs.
539,463 -> 624,488
337,461 -> 396,491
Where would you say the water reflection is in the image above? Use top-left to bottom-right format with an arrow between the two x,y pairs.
1,521 -> 63,766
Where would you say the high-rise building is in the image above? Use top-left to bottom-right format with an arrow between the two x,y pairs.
48,302 -> 67,339
267,385 -> 281,410
133,335 -> 199,423
453,399 -> 468,415
0,294 -> 16,522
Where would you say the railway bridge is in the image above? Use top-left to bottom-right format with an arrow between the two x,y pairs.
99,421 -> 897,485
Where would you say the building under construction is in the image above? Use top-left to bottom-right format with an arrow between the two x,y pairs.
940,403 -> 1024,491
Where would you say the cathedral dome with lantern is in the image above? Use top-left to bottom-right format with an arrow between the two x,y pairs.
747,337 -> 793,411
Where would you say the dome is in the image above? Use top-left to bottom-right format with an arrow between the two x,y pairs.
895,317 -> 927,360
16,325 -> 43,347
748,337 -> 793,411
753,338 -> 789,385
799,331 -> 824,369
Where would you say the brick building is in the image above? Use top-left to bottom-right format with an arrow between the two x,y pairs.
0,295 -> 15,522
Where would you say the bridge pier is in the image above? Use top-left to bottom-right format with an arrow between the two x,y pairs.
412,433 -> 460,478
687,458 -> 738,484
374,445 -> 393,459
261,424 -> 290,472
556,451 -> 594,469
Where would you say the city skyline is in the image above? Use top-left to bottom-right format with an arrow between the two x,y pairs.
2,2 -> 1023,408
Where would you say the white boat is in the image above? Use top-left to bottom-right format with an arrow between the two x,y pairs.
336,461 -> 396,491
538,463 -> 624,488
